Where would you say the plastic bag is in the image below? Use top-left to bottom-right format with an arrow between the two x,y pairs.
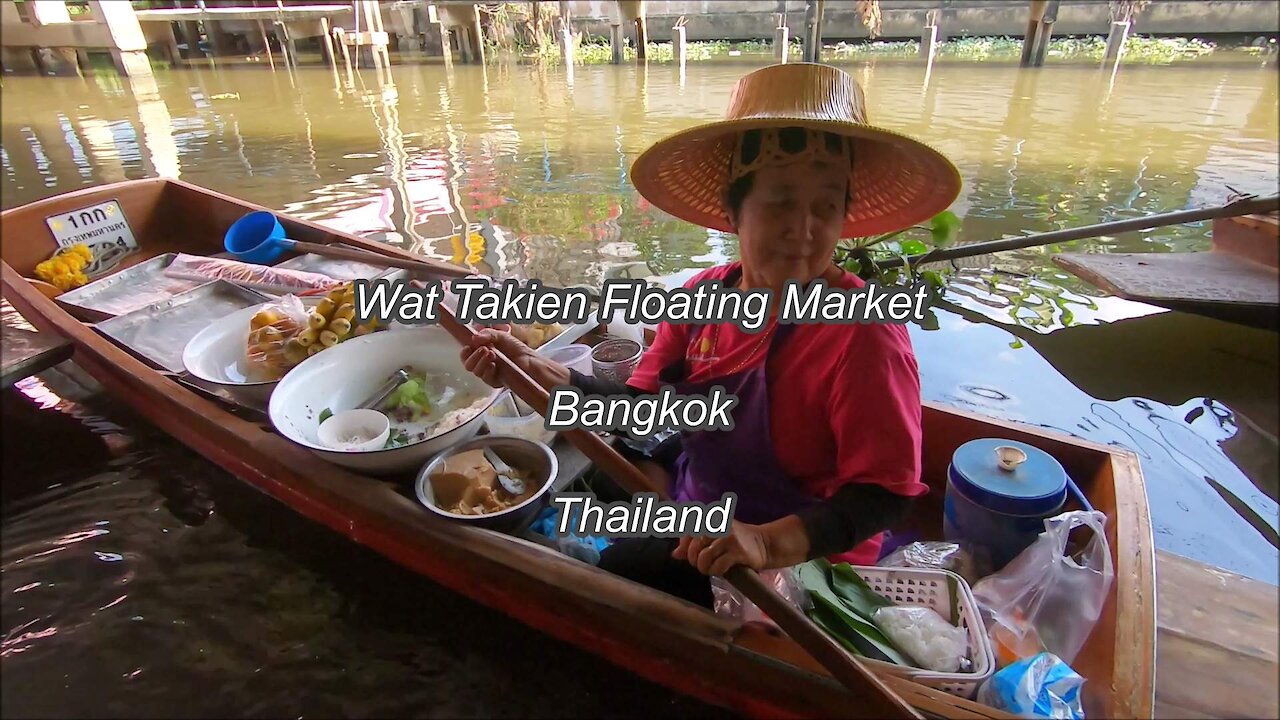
711,566 -> 812,629
972,511 -> 1113,666
245,295 -> 310,380
165,253 -> 342,294
878,541 -> 981,585
872,605 -> 969,673
977,652 -> 1085,719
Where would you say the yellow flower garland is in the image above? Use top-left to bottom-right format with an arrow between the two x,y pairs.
35,244 -> 94,291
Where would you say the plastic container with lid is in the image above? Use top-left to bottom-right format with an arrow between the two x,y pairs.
543,344 -> 593,377
942,438 -> 1085,572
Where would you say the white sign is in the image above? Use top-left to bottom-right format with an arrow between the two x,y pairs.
44,199 -> 138,277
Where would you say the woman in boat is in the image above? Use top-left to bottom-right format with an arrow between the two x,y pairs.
460,63 -> 961,607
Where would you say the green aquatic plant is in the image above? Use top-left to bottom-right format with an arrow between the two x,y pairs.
836,210 -> 961,289
828,34 -> 1220,63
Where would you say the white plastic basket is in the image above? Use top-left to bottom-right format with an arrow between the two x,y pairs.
844,564 -> 995,699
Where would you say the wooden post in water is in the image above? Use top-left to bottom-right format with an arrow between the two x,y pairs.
672,24 -> 686,68
775,4 -> 790,63
1030,0 -> 1058,66
634,2 -> 647,60
1103,20 -> 1131,68
1020,0 -> 1048,67
471,3 -> 486,65
319,17 -> 338,68
610,23 -> 624,64
257,20 -> 276,70
802,0 -> 825,64
560,0 -> 575,66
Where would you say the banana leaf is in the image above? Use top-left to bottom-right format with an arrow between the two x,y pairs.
829,561 -> 895,621
796,560 -> 910,666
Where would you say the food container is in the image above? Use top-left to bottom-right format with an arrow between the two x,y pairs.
484,391 -> 556,445
849,565 -> 995,699
544,344 -> 593,376
943,438 -> 1075,571
590,338 -> 642,383
415,435 -> 558,534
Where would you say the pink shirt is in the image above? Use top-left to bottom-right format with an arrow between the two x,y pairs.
627,263 -> 927,565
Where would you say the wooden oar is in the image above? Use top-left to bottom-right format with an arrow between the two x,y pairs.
876,193 -> 1280,270
432,306 -> 922,720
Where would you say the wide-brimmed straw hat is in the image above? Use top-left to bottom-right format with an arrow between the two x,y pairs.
629,63 -> 961,238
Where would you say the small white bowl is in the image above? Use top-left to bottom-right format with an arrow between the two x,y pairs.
318,409 -> 391,452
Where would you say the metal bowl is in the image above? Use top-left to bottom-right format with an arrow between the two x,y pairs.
415,436 -> 558,534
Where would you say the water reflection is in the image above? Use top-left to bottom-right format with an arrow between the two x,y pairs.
2,57 -> 1277,584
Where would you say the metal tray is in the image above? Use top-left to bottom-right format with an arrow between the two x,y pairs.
94,280 -> 272,375
55,253 -> 207,321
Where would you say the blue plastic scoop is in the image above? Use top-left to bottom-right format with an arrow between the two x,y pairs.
222,210 -> 469,277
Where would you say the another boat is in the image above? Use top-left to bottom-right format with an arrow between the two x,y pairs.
1,179 -> 1156,719
1053,213 -> 1280,331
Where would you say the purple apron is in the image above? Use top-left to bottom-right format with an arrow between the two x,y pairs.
659,315 -> 821,525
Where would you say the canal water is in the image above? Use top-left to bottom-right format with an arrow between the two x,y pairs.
3,54 -> 1277,715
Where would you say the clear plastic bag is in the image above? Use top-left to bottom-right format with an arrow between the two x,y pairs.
878,541 -> 981,585
165,253 -> 341,294
711,566 -> 812,628
872,605 -> 969,673
971,511 -> 1113,667
244,295 -> 310,381
977,652 -> 1085,719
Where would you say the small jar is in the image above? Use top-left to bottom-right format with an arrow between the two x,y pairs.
591,339 -> 643,383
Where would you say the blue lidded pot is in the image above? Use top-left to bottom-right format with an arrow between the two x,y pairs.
943,438 -> 1070,571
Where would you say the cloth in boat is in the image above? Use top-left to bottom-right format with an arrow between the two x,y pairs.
626,262 -> 927,565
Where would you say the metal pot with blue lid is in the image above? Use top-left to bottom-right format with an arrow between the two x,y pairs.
943,438 -> 1087,572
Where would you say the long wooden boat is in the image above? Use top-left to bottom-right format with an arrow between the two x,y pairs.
1,179 -> 1156,719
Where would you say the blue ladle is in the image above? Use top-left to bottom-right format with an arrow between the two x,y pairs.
223,210 -> 468,277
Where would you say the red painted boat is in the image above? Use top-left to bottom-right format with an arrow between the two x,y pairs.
1,178 -> 1156,719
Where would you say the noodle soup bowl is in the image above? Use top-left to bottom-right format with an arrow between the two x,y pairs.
415,436 -> 559,534
269,326 -> 500,475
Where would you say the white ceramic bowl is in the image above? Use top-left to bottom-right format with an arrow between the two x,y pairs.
268,326 -> 500,474
318,409 -> 391,452
181,297 -> 323,406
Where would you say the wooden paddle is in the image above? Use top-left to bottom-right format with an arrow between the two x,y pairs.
432,306 -> 922,720
875,193 -> 1280,270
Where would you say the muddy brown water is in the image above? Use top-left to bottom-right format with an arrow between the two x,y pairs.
2,54 -> 1277,717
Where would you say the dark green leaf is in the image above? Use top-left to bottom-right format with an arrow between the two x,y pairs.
899,239 -> 929,256
929,211 -> 961,247
807,600 -> 865,657
947,574 -> 959,626
1009,338 -> 1024,349
809,593 -> 907,664
917,308 -> 940,331
796,560 -> 910,666
318,408 -> 333,425
830,562 -> 895,621
921,270 -> 947,290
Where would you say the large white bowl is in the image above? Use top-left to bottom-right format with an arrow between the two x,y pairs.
268,326 -> 500,474
182,297 -> 324,406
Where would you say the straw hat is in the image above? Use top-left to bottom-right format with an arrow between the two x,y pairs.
629,63 -> 961,238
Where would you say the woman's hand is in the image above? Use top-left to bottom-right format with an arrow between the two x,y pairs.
672,521 -> 772,576
671,515 -> 813,575
458,324 -> 571,390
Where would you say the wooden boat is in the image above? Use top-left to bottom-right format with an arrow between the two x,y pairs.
1,178 -> 1156,719
1054,213 -> 1280,332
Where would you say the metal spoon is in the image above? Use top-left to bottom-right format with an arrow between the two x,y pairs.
483,447 -> 526,496
360,369 -> 411,410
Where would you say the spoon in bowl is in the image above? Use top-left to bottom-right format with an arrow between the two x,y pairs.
483,447 -> 526,496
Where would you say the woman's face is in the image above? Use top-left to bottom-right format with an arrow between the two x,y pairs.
729,157 -> 849,287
